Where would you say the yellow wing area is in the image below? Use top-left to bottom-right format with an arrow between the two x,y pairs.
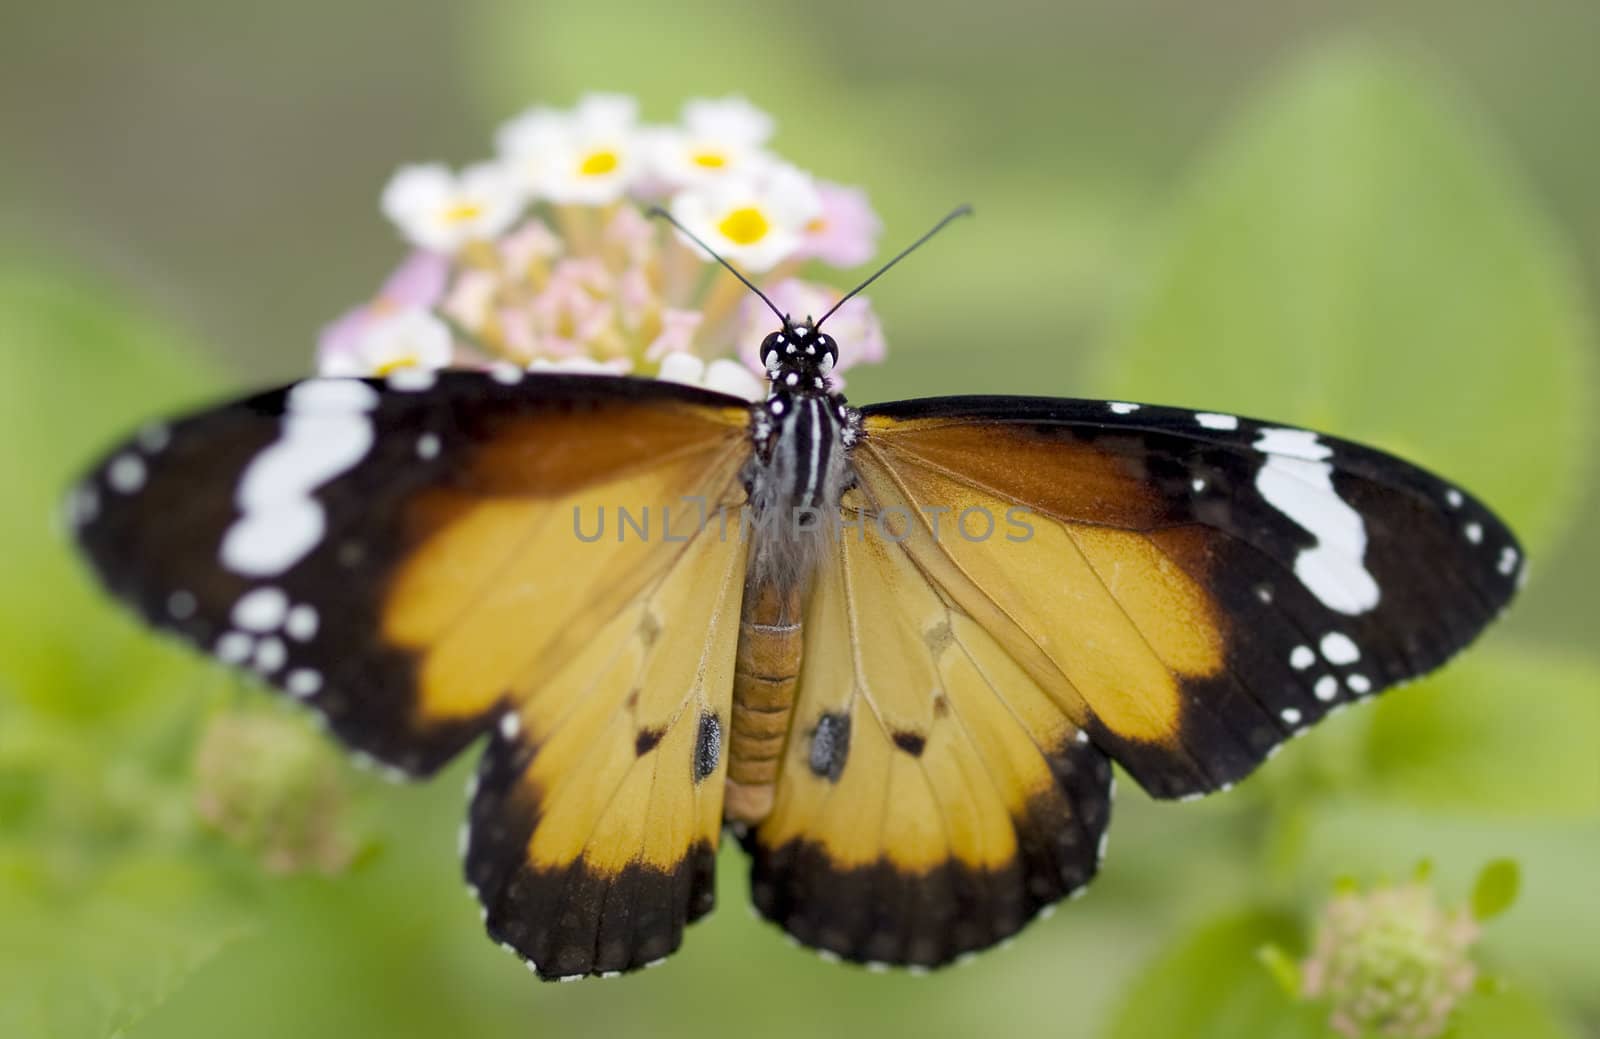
457,457 -> 748,979
747,481 -> 1113,968
352,382 -> 752,980
851,416 -> 1280,797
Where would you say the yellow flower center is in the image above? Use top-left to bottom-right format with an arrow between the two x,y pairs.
373,355 -> 419,376
691,150 -> 728,169
579,150 -> 620,176
717,206 -> 770,246
443,201 -> 483,224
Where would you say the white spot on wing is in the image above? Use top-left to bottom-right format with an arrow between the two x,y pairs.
1253,428 -> 1379,615
284,604 -> 319,641
1319,632 -> 1360,665
1108,401 -> 1140,415
1497,546 -> 1519,576
252,636 -> 287,673
1314,675 -> 1339,702
231,587 -> 289,632
1289,645 -> 1315,670
137,423 -> 171,453
286,668 -> 322,697
1465,522 -> 1483,544
388,368 -> 436,392
216,631 -> 253,664
499,712 -> 521,741
1280,707 -> 1302,726
221,379 -> 378,577
1446,488 -> 1463,508
167,590 -> 197,620
1195,412 -> 1238,431
416,432 -> 441,460
1346,673 -> 1372,694
108,454 -> 147,494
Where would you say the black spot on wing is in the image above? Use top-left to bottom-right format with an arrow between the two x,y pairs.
807,712 -> 850,780
693,712 -> 722,783
891,731 -> 926,757
635,727 -> 665,755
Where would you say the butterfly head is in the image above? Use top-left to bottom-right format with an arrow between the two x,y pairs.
760,319 -> 838,392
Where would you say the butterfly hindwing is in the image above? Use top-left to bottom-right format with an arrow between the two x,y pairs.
853,395 -> 1523,799
746,504 -> 1113,967
465,484 -> 748,978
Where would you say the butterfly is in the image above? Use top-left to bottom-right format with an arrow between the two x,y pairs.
67,211 -> 1522,981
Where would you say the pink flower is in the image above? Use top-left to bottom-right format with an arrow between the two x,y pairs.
498,219 -> 562,276
646,309 -> 704,361
793,181 -> 881,268
317,250 -> 451,371
734,278 -> 886,383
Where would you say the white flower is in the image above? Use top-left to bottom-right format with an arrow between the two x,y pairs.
656,351 -> 765,400
319,307 -> 453,376
527,356 -> 632,375
497,93 -> 641,206
380,162 -> 523,252
646,95 -> 776,189
667,164 -> 823,272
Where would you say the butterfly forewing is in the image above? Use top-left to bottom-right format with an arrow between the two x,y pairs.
852,396 -> 1524,800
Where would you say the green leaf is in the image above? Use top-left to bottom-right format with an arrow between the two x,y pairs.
0,849 -> 254,1039
1106,910 -> 1328,1039
1362,644 -> 1600,818
1450,981 -> 1583,1039
1256,943 -> 1303,997
1471,858 -> 1522,921
1101,42 -> 1592,554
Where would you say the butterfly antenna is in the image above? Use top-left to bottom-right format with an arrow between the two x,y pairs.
646,206 -> 787,325
816,204 -> 973,328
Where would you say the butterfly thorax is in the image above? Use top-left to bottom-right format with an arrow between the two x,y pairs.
727,322 -> 860,823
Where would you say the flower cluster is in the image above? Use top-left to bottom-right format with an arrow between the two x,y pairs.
319,94 -> 887,398
193,709 -> 356,874
1299,878 -> 1483,1039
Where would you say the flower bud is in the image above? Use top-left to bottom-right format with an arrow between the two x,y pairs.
193,709 -> 355,874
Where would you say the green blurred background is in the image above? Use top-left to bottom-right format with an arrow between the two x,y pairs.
1,2 -> 1596,1037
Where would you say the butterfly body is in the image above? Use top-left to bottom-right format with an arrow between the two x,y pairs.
727,320 -> 858,822
70,344 -> 1522,979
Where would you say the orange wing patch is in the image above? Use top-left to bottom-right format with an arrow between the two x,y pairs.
464,464 -> 749,979
747,498 -> 1112,967
855,439 -> 1228,751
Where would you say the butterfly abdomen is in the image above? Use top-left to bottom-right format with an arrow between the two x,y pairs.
725,578 -> 805,824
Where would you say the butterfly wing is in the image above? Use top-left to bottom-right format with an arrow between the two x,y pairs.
746,512 -> 1113,967
746,394 -> 1519,966
848,396 -> 1521,799
71,371 -> 753,978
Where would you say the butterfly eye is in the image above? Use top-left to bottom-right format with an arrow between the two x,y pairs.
760,333 -> 784,370
817,336 -> 837,374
